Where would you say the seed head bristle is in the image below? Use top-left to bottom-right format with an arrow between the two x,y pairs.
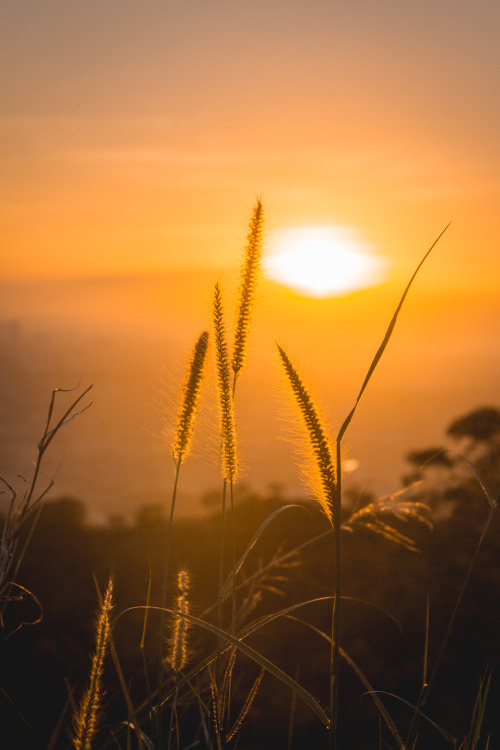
213,284 -> 238,483
345,484 -> 431,551
166,568 -> 191,674
277,344 -> 335,525
71,577 -> 114,750
172,330 -> 209,465
232,199 -> 264,382
226,668 -> 265,741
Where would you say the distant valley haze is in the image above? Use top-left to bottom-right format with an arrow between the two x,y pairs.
1,270 -> 498,524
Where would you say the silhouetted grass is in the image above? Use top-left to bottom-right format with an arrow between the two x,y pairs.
1,204 -> 498,750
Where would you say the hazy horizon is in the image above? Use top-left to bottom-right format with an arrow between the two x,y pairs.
1,269 -> 498,524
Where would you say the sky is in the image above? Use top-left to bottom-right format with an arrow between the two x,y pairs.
1,1 -> 500,520
2,0 -> 500,289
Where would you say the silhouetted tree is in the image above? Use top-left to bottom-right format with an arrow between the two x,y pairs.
447,405 -> 500,443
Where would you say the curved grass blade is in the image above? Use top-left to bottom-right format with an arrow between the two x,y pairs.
338,224 -> 449,443
376,691 -> 457,745
125,590 -> 404,736
120,600 -> 332,727
220,504 -> 306,601
286,615 -> 406,750
158,608 -> 330,727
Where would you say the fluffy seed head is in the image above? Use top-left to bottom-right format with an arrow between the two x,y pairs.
277,344 -> 336,525
232,199 -> 264,382
166,568 -> 191,673
213,284 -> 238,483
71,577 -> 114,750
172,330 -> 209,464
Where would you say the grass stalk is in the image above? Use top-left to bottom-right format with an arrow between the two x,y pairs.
165,569 -> 191,750
159,330 -> 208,674
406,497 -> 498,747
276,344 -> 339,744
329,438 -> 342,750
71,576 -> 113,750
276,345 -> 336,526
213,283 -> 239,659
231,197 -> 263,390
158,460 -> 182,689
329,227 -> 448,748
213,285 -> 238,486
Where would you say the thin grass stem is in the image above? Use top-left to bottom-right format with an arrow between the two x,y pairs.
406,498 -> 498,746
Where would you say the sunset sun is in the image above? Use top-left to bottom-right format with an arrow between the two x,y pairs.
264,226 -> 388,297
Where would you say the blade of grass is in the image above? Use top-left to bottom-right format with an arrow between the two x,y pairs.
286,615 -> 406,750
157,608 -> 330,728
220,504 -> 306,602
330,225 -> 448,749
337,224 -> 449,443
406,497 -> 498,747
120,599 -> 334,728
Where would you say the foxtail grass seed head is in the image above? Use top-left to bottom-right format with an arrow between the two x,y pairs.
172,330 -> 209,465
71,577 -> 114,750
232,199 -> 264,381
277,344 -> 336,525
166,568 -> 191,674
213,284 -> 238,483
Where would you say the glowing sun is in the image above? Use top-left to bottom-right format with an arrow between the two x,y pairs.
264,225 -> 388,297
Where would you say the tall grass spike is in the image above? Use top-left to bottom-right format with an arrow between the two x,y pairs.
71,577 -> 114,750
232,199 -> 264,383
172,330 -> 209,465
166,568 -> 191,674
277,344 -> 335,525
213,284 -> 238,483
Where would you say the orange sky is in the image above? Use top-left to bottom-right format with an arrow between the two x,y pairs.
1,2 -> 500,519
2,1 -> 500,294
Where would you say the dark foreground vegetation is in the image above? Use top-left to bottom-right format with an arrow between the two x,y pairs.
1,406 -> 499,750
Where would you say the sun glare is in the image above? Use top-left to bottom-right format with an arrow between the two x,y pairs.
264,226 -> 388,297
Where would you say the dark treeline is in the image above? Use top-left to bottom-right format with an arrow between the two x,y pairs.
1,407 -> 500,749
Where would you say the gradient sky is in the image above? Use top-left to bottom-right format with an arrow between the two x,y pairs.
1,1 -> 500,519
2,0 -> 500,292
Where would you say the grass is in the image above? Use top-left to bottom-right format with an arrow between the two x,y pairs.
71,577 -> 114,750
1,202 -> 498,750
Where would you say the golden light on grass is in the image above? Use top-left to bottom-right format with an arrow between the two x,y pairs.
71,577 -> 114,750
264,225 -> 388,297
277,343 -> 336,526
213,283 -> 238,484
166,568 -> 191,674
